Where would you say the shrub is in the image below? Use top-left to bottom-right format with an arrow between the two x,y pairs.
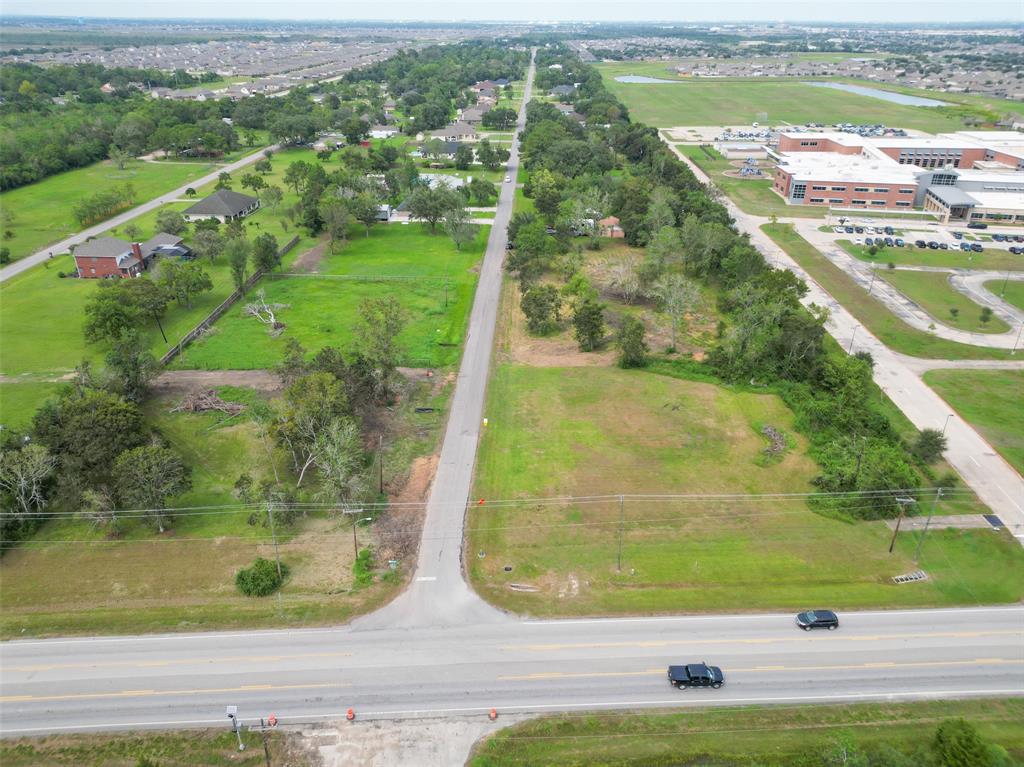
353,547 -> 374,587
235,557 -> 288,596
617,315 -> 648,368
912,428 -> 948,464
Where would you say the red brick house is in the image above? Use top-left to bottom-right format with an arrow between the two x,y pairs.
74,233 -> 188,279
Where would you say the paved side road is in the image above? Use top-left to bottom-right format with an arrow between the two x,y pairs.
353,50 -> 538,630
1,606 -> 1020,735
793,221 -> 1023,349
0,145 -> 280,284
667,144 -> 1024,541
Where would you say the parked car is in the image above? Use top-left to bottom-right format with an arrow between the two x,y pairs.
1009,246 -> 1020,255
884,226 -> 895,235
928,241 -> 940,249
505,175 -> 511,183
967,222 -> 988,229
833,226 -> 845,234
874,226 -> 884,234
668,663 -> 725,689
796,610 -> 839,631
960,242 -> 972,251
845,227 -> 855,234
952,231 -> 963,239
865,237 -> 874,246
941,242 -> 951,250
915,240 -> 927,248
993,234 -> 1006,242
854,227 -> 864,234
1014,235 -> 1023,243
894,238 -> 904,247
884,237 -> 894,246
855,238 -> 863,245
971,243 -> 984,252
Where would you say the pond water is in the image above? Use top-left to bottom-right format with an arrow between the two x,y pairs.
614,75 -> 683,84
802,81 -> 950,107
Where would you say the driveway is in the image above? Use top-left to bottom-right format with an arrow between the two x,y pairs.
0,145 -> 280,284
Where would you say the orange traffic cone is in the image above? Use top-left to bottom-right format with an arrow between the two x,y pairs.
346,708 -> 355,722
489,708 -> 498,721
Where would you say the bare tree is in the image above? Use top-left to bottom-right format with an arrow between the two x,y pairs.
243,289 -> 288,334
651,274 -> 700,352
0,444 -> 57,516
605,254 -> 642,304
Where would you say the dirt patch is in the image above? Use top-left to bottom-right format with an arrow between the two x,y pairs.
499,282 -> 617,368
375,454 -> 436,562
394,454 -> 438,505
291,238 -> 329,273
153,369 -> 283,396
285,517 -> 354,592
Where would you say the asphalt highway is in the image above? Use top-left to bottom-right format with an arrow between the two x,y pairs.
1,607 -> 1020,735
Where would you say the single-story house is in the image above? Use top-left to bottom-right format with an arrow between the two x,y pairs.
430,122 -> 478,142
550,84 -> 576,98
183,189 -> 260,223
414,140 -> 464,160
369,125 -> 399,139
73,232 -> 189,279
420,173 -> 467,190
460,105 -> 491,125
598,215 -> 625,238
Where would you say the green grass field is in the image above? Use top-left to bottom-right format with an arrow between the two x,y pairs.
600,71 -> 974,131
1,729 -> 307,767
676,145 -> 824,219
838,239 -> 1024,272
0,392 -> 404,638
0,159 -> 220,262
0,382 -> 64,431
879,269 -> 1011,334
923,369 -> 1024,475
468,365 -> 1024,616
470,698 -> 1024,767
987,278 -> 1024,311
172,223 -> 487,370
762,224 -> 1017,360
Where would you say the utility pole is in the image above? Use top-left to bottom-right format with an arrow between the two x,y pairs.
889,497 -> 916,553
867,270 -> 877,296
847,325 -> 859,354
267,501 -> 282,579
914,488 -> 943,564
378,434 -> 384,494
616,495 -> 624,572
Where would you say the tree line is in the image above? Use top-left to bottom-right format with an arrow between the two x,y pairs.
508,47 -> 953,520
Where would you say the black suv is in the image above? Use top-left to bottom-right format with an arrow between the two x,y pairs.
796,609 -> 839,630
668,663 -> 725,689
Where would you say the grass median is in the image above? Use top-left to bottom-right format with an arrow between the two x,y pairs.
762,223 -> 1017,360
878,269 -> 1010,334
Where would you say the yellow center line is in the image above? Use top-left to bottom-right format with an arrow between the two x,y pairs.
498,658 -> 1023,682
5,651 -> 353,674
501,629 -> 1023,652
0,682 -> 349,704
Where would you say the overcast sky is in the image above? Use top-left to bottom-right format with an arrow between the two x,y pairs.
2,0 -> 1021,23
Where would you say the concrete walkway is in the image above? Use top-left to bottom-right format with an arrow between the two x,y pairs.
667,142 -> 1024,543
793,220 -> 1023,349
895,354 -> 1024,374
0,144 -> 279,283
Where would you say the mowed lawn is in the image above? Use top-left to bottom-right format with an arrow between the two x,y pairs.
471,699 -> 1024,767
762,224 -> 1018,360
988,278 -> 1024,311
0,382 -> 65,431
600,75 -> 970,132
468,366 -> 1024,616
879,269 -> 1011,334
173,223 -> 488,370
838,239 -> 1024,272
923,369 -> 1024,475
0,398 -> 400,638
0,158 -> 220,262
676,145 -> 824,219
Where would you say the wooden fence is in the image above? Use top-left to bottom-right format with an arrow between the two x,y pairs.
159,235 -> 300,365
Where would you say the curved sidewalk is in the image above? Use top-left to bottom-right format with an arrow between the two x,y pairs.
792,221 -> 1023,349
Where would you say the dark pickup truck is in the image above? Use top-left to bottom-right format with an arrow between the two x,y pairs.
667,663 -> 725,689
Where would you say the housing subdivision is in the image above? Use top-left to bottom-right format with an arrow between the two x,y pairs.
768,131 -> 1024,224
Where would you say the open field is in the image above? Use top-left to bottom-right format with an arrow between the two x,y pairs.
172,223 -> 487,370
0,728 -> 307,767
988,278 -> 1024,311
838,239 -> 1024,272
762,224 -> 1017,360
0,382 -> 64,431
0,158 -> 220,262
879,269 -> 1011,334
676,145 -> 824,219
600,72 -> 973,132
470,698 -> 1024,766
468,365 -> 1024,616
0,391 -> 405,638
923,369 -> 1024,476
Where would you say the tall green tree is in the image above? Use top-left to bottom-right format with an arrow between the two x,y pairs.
354,296 -> 408,402
105,329 -> 159,403
225,237 -> 251,294
320,199 -> 352,252
158,260 -> 213,309
83,283 -> 141,344
113,446 -> 191,532
252,232 -> 280,274
616,316 -> 648,368
572,298 -> 605,352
